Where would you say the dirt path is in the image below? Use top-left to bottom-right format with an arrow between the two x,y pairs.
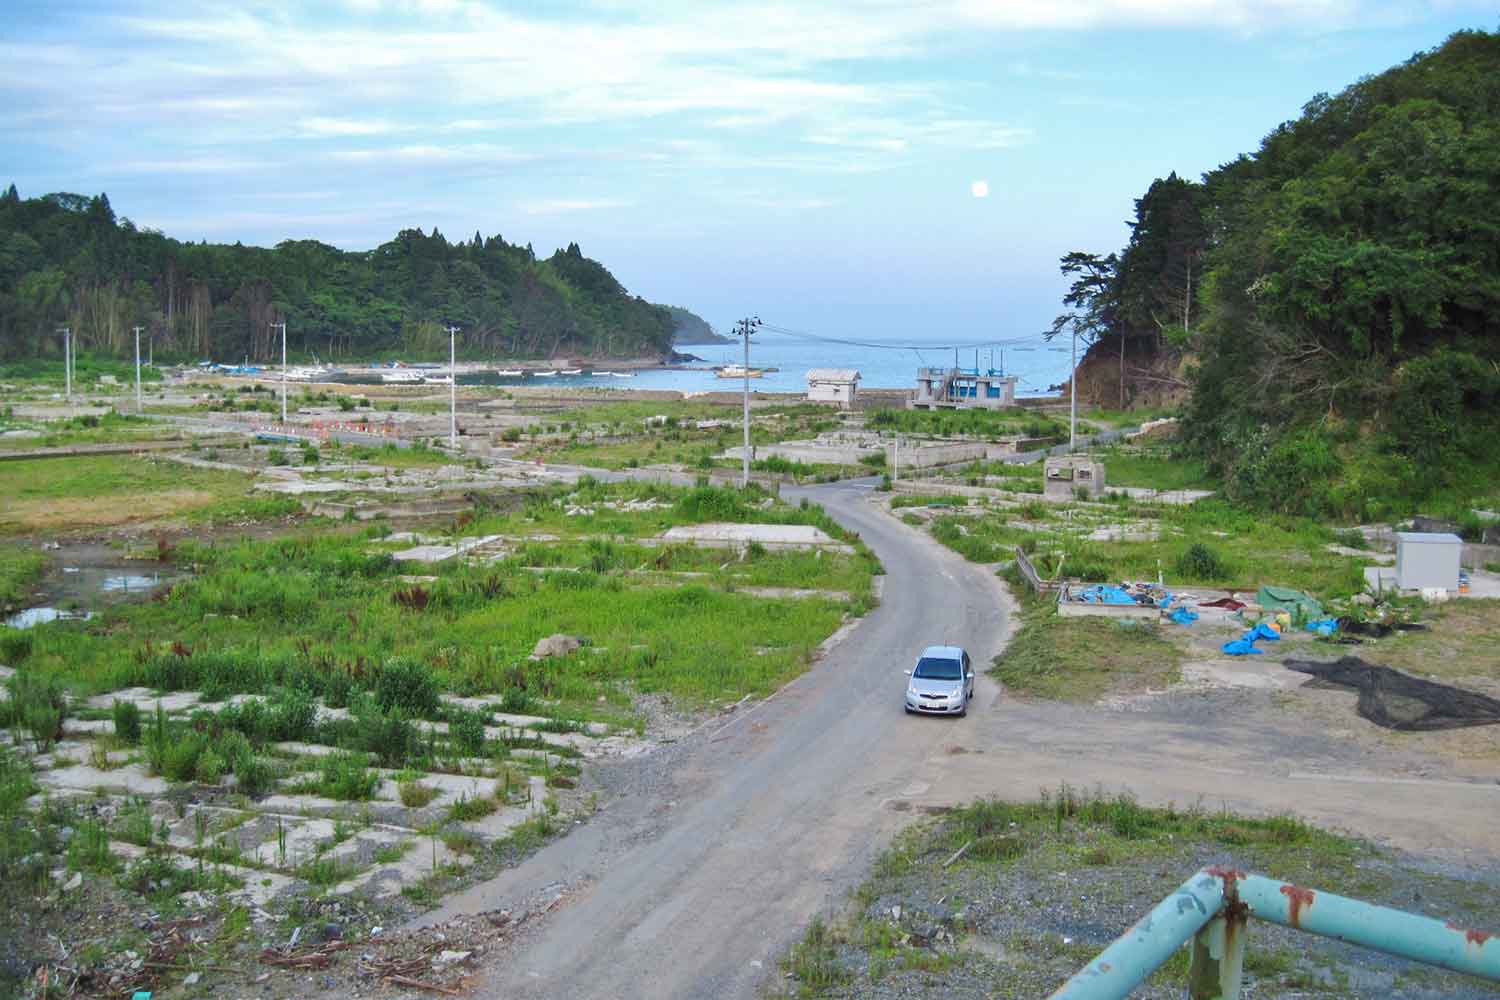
414,482 -> 1500,999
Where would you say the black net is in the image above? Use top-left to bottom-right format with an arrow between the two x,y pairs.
1284,656 -> 1500,731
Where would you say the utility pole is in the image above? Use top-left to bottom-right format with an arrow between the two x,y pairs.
133,326 -> 144,413
270,321 -> 287,425
1070,327 -> 1078,452
446,325 -> 460,449
733,316 -> 760,487
57,327 -> 71,401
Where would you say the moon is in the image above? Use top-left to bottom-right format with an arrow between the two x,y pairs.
971,180 -> 989,198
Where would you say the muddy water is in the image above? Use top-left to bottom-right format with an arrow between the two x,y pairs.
5,542 -> 183,629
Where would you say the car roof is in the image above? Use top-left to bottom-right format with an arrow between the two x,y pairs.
918,645 -> 966,659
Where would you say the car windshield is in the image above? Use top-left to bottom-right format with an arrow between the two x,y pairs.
913,656 -> 962,681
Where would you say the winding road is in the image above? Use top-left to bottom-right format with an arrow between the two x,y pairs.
417,476 -> 1500,999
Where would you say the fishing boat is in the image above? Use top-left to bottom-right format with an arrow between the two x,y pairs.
715,364 -> 764,379
533,370 -> 558,377
559,368 -> 583,376
423,374 -> 453,385
285,366 -> 334,383
381,370 -> 424,385
495,369 -> 524,377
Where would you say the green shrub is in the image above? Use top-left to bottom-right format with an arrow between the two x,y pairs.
1175,543 -> 1228,581
195,748 -> 226,784
227,732 -> 273,796
398,780 -> 438,808
267,448 -> 288,466
450,710 -> 486,756
162,731 -> 208,782
112,699 -> 142,743
318,751 -> 379,801
374,659 -> 439,717
6,673 -> 68,751
500,686 -> 531,714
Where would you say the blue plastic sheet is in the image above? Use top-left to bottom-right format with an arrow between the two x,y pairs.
1304,618 -> 1340,637
1169,607 -> 1200,625
1076,584 -> 1136,606
1221,638 -> 1263,655
1245,622 -> 1282,642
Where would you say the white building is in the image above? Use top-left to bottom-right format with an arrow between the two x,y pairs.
806,368 -> 861,408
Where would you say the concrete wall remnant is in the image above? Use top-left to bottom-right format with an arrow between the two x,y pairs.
1043,455 -> 1105,500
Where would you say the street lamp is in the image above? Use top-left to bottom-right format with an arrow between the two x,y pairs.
57,326 -> 71,402
270,321 -> 288,425
445,326 -> 460,449
133,326 -> 144,413
733,317 -> 761,487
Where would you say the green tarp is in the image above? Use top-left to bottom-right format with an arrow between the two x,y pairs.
1256,585 -> 1324,620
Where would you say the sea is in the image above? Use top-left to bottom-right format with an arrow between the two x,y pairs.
495,334 -> 1074,397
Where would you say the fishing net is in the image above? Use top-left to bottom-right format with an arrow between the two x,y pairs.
1284,656 -> 1500,731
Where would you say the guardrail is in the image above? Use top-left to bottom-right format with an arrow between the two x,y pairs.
1050,866 -> 1498,999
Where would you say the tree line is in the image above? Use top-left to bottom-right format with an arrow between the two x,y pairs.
0,192 -> 679,363
1051,29 -> 1500,518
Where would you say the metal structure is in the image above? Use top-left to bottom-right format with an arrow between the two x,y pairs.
1051,867 -> 1499,999
446,325 -> 460,448
733,316 -> 760,487
132,325 -> 144,413
57,326 -> 71,401
270,321 -> 288,424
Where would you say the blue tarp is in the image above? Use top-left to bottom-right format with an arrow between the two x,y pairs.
1304,618 -> 1340,637
1076,585 -> 1137,606
1222,638 -> 1263,655
1169,607 -> 1200,625
1245,623 -> 1282,642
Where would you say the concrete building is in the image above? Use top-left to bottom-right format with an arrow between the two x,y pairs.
806,368 -> 861,408
1044,455 -> 1105,501
912,367 -> 1017,410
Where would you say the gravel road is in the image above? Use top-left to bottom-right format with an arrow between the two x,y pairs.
412,477 -> 1500,999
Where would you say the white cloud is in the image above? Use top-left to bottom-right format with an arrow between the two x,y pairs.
298,117 -> 395,137
521,199 -> 633,215
971,180 -> 989,198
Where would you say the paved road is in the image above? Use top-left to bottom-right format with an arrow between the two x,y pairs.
417,478 -> 1015,999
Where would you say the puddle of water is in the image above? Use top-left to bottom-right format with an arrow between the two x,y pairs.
6,607 -> 94,629
100,574 -> 165,593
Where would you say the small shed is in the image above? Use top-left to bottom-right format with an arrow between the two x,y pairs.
1044,455 -> 1105,501
806,368 -> 861,409
1395,531 -> 1462,591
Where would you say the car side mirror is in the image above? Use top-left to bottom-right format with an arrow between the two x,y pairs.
967,671 -> 974,679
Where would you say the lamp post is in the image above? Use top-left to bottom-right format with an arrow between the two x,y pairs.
733,317 -> 760,487
270,321 -> 287,425
133,326 -> 144,413
57,326 -> 71,401
1070,327 -> 1077,452
446,326 -> 460,449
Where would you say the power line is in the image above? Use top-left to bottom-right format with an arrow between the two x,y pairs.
756,322 -> 1042,353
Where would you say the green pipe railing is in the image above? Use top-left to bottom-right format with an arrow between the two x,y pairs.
1050,866 -> 1500,999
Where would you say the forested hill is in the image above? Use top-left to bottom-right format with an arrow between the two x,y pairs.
665,305 -> 731,344
1053,29 -> 1500,520
0,190 -> 676,362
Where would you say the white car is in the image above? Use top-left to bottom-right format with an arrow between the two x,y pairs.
904,645 -> 975,716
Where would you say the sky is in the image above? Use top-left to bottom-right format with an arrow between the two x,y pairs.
1,1 -> 1493,342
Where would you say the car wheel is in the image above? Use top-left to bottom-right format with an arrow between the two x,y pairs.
904,706 -> 913,715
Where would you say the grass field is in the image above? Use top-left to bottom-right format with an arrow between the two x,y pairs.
0,411 -> 176,449
991,568 -> 1182,700
927,497 -> 1368,598
1095,444 -> 1216,491
780,790 -> 1494,999
0,545 -> 46,610
3,481 -> 878,717
0,454 -> 257,534
868,407 -> 1066,441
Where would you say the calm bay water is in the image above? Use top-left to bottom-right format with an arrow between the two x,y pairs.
518,334 -> 1073,396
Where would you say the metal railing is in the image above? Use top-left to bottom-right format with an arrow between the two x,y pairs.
1050,866 -> 1499,999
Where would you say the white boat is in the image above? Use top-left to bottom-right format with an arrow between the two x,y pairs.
284,366 -> 334,382
423,374 -> 453,385
381,370 -> 424,384
495,369 -> 524,377
534,370 -> 558,377
716,364 -> 764,379
560,368 -> 583,376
